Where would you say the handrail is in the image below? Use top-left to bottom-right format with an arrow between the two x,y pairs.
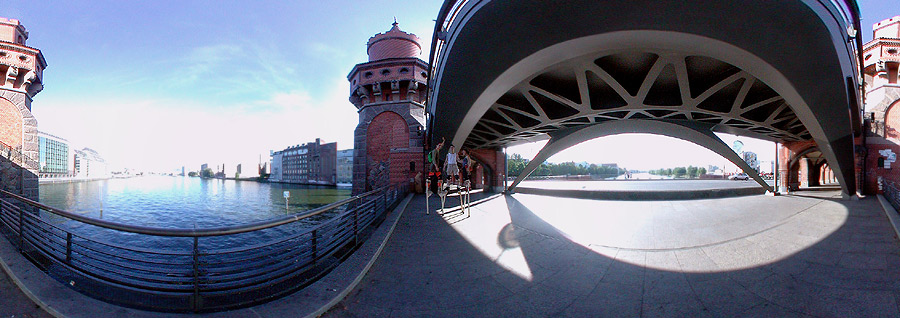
0,182 -> 408,312
0,186 -> 383,237
425,0 -> 471,119
0,139 -> 39,171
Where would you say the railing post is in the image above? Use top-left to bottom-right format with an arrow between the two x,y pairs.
353,205 -> 359,247
65,233 -> 72,263
381,189 -> 387,215
18,202 -> 24,252
192,236 -> 200,312
311,229 -> 318,265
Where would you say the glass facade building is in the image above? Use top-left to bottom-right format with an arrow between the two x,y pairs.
38,131 -> 70,177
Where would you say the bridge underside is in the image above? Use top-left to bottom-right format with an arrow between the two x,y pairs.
429,0 -> 861,196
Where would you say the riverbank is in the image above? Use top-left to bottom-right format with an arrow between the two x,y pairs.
38,175 -> 135,184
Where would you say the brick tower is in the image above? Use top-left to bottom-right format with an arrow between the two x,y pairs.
348,21 -> 427,195
860,16 -> 900,194
0,18 -> 46,201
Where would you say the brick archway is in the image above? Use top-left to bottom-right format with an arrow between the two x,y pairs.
0,97 -> 22,149
365,111 -> 411,191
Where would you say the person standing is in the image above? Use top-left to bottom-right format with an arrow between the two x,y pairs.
428,137 -> 445,173
458,149 -> 469,185
444,145 -> 459,186
427,137 -> 445,193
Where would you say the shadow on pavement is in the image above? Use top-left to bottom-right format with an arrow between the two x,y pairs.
325,190 -> 900,317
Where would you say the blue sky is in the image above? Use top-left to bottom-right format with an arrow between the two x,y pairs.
0,1 -> 896,172
1,1 -> 440,172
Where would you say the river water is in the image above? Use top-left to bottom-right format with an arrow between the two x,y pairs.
37,176 -> 351,251
39,176 -> 350,227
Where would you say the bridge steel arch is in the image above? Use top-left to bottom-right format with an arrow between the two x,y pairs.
507,119 -> 773,193
427,0 -> 863,197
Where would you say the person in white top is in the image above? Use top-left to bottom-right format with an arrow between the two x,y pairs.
444,145 -> 459,186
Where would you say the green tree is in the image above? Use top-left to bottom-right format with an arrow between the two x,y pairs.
673,167 -> 686,178
698,167 -> 707,176
687,166 -> 698,178
508,153 -> 528,177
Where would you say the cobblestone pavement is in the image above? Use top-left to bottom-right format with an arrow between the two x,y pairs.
325,191 -> 900,317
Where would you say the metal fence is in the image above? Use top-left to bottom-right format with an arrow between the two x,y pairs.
0,139 -> 40,171
0,184 -> 406,312
883,180 -> 900,212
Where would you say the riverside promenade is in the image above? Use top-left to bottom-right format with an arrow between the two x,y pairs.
3,189 -> 900,317
325,191 -> 900,317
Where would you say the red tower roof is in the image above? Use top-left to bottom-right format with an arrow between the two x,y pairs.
366,21 -> 421,62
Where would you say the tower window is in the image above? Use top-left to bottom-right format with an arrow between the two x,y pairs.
399,67 -> 409,74
364,71 -> 373,78
381,69 -> 391,75
421,71 -> 428,78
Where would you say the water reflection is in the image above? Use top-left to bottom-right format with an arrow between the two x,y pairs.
39,176 -> 350,229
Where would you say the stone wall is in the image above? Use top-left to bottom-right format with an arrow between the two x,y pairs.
0,92 -> 38,201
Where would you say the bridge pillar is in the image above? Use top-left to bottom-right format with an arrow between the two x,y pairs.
0,18 -> 45,201
467,148 -> 506,192
348,22 -> 427,195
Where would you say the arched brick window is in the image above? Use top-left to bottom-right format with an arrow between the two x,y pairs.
365,111 -> 409,189
885,100 -> 900,141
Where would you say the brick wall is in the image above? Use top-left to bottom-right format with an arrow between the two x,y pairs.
352,102 -> 425,195
0,97 -> 22,148
0,93 -> 38,201
468,148 -> 506,191
865,142 -> 900,194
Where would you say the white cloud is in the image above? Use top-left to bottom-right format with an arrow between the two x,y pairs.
31,78 -> 358,173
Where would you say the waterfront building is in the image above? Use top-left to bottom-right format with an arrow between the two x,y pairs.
269,138 -> 337,185
0,17 -> 46,200
268,151 -> 282,182
73,148 -> 108,179
37,130 -> 71,177
348,21 -> 426,194
336,149 -> 353,184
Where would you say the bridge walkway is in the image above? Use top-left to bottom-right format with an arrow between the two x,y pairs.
325,191 -> 900,317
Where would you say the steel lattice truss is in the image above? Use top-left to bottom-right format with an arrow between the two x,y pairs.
466,51 -> 810,149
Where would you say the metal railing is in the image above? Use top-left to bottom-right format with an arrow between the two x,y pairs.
0,140 -> 39,171
425,0 -> 475,114
883,180 -> 900,212
0,184 -> 407,312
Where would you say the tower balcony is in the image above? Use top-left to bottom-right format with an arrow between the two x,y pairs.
0,41 -> 46,99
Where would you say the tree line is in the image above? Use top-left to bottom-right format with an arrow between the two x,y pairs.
647,166 -> 708,178
507,153 -> 625,177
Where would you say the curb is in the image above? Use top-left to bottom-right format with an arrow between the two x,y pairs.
0,245 -> 65,318
876,195 -> 900,241
304,193 -> 413,318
